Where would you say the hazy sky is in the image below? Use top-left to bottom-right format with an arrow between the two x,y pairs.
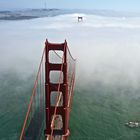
0,0 -> 140,12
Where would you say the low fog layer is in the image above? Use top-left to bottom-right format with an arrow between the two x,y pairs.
1,13 -> 140,87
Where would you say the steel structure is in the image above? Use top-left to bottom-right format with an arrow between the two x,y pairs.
19,39 -> 76,140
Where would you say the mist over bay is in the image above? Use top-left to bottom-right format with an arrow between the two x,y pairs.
1,9 -> 140,139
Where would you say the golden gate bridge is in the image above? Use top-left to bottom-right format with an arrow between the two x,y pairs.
19,39 -> 76,140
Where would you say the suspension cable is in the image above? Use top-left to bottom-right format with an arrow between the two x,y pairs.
68,62 -> 76,108
19,47 -> 46,140
53,50 -> 63,59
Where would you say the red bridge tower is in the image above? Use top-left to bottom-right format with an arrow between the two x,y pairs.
45,40 -> 69,140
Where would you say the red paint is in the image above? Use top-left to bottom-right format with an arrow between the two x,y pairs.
45,40 -> 69,139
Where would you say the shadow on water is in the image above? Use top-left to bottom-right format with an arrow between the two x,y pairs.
23,107 -> 44,140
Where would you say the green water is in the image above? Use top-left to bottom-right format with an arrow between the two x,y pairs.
0,72 -> 34,140
69,81 -> 140,140
1,72 -> 140,140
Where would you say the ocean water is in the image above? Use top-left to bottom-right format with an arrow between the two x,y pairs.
1,10 -> 140,140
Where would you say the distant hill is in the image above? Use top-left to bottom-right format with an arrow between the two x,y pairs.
0,9 -> 140,20
0,9 -> 61,20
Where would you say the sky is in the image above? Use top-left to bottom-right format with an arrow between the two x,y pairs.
0,0 -> 140,12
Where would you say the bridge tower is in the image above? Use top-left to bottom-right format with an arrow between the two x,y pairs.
19,39 -> 76,140
44,40 -> 69,139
